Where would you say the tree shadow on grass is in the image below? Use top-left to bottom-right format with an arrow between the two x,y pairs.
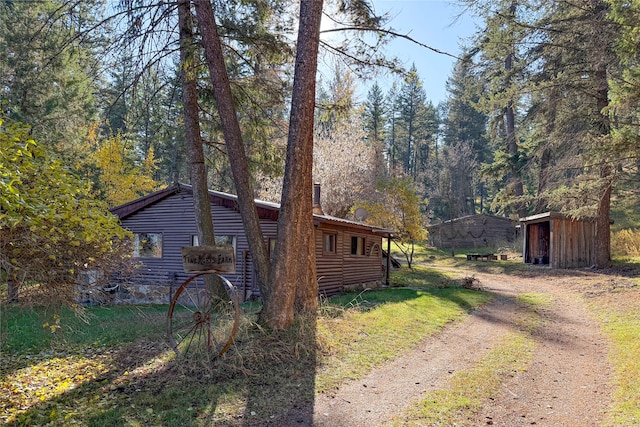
8,268 -> 581,426
1,305 -> 319,426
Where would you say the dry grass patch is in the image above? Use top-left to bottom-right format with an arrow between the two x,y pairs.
588,288 -> 640,426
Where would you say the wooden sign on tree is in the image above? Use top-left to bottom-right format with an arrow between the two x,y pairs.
181,245 -> 236,274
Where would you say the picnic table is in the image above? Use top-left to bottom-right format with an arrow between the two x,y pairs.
466,253 -> 507,261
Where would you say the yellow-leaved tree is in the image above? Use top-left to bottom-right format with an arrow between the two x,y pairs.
0,117 -> 132,307
354,177 -> 427,269
90,133 -> 159,207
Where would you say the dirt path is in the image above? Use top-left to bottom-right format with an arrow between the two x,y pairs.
285,268 -> 614,426
469,272 -> 612,426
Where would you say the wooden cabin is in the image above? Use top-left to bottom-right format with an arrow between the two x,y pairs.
428,214 -> 518,249
520,212 -> 596,268
110,183 -> 393,303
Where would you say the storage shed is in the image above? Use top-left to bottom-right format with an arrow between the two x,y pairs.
520,212 -> 596,268
428,214 -> 518,249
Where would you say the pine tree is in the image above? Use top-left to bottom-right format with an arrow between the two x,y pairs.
523,0 -> 620,266
394,64 -> 438,180
433,56 -> 489,219
465,0 -> 533,218
0,1 -> 103,159
363,82 -> 387,176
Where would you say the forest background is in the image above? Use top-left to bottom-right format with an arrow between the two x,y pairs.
2,0 -> 640,326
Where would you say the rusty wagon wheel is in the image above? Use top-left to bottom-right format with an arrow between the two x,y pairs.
167,272 -> 240,360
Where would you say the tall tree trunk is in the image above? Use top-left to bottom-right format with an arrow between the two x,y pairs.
193,0 -> 271,294
504,0 -> 527,219
535,147 -> 551,213
178,0 -> 225,295
264,0 -> 323,329
587,0 -> 612,268
594,62 -> 611,268
178,0 -> 213,244
505,101 -> 525,217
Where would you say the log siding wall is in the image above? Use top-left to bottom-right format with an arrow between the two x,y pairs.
116,189 -> 385,302
119,191 -> 277,302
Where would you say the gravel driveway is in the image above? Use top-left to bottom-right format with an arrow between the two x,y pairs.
280,266 -> 615,426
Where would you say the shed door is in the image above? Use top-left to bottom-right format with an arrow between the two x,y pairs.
526,222 -> 550,265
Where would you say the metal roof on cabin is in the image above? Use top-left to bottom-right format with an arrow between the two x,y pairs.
109,183 -> 393,236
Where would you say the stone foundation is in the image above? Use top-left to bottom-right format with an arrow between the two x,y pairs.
90,279 -> 384,306
342,280 -> 383,293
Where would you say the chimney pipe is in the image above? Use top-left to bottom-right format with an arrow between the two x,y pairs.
312,183 -> 324,215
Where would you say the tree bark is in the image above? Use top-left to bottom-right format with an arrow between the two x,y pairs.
504,0 -> 527,219
264,0 -> 324,329
178,1 -> 213,245
594,62 -> 612,268
193,0 -> 271,293
6,270 -> 18,303
178,0 -> 226,295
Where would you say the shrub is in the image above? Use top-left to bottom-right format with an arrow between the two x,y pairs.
611,229 -> 640,257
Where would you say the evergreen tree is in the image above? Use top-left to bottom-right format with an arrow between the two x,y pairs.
465,0 -> 533,218
394,64 -> 438,180
0,1 -> 103,160
363,82 -> 387,176
525,0 -> 620,267
432,56 -> 489,219
385,81 -> 402,175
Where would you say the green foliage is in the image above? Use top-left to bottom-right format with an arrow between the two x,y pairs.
611,229 -> 640,258
355,177 -> 427,267
389,65 -> 439,179
88,133 -> 159,207
0,1 -> 101,156
606,0 -> 640,209
0,117 -> 131,307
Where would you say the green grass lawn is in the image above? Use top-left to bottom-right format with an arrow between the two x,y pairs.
1,305 -> 168,355
0,267 -> 490,426
3,257 -> 640,426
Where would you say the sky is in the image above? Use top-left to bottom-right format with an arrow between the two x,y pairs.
360,0 -> 479,106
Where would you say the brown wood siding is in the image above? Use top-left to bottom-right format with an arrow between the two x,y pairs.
340,232 -> 383,286
551,217 -> 596,268
119,192 -> 277,301
522,213 -> 596,269
315,225 -> 384,296
429,215 -> 517,248
315,225 -> 345,296
118,189 -> 387,301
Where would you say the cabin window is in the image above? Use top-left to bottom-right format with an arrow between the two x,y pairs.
191,235 -> 237,252
133,233 -> 162,258
323,233 -> 336,254
216,235 -> 237,254
350,236 -> 365,255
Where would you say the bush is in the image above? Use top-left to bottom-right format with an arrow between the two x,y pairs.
1,117 -> 132,307
611,229 -> 640,257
